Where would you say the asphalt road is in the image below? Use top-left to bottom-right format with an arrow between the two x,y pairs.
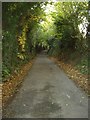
3,53 -> 88,118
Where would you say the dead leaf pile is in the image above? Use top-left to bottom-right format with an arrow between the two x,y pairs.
2,60 -> 34,107
0,84 -> 2,110
50,57 -> 89,95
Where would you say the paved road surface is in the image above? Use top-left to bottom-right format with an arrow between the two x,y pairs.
3,53 -> 88,118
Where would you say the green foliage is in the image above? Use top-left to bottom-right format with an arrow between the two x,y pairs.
77,55 -> 88,75
2,2 -> 88,80
53,2 -> 88,52
2,64 -> 10,79
76,57 -> 88,75
2,2 -> 44,81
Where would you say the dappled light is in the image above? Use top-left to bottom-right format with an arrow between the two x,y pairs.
2,1 -> 89,118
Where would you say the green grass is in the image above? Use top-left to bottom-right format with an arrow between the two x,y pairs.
69,51 -> 88,75
59,50 -> 88,76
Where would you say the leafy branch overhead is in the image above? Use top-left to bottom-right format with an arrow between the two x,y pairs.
2,2 -> 88,80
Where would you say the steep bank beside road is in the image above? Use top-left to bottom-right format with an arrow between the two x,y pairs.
50,56 -> 89,95
2,59 -> 34,108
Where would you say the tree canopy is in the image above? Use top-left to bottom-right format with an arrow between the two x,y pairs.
2,2 -> 88,80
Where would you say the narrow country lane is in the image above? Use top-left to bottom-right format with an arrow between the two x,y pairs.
3,53 -> 88,118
